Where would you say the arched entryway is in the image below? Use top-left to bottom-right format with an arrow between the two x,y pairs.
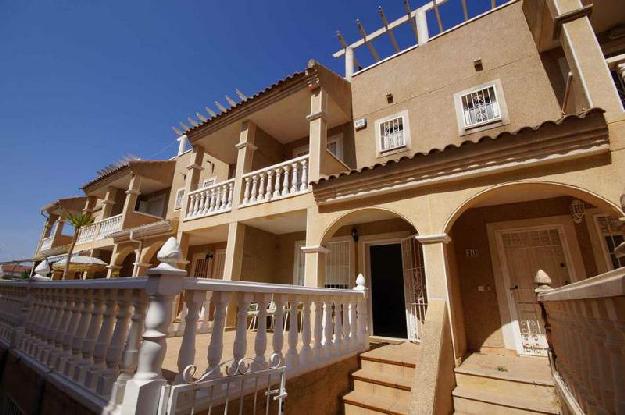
320,208 -> 427,341
443,182 -> 623,357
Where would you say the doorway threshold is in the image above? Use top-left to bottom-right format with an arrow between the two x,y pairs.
368,335 -> 407,345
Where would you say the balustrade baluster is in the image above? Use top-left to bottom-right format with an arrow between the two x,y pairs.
252,293 -> 270,371
313,299 -> 324,362
281,166 -> 290,196
75,289 -> 105,384
188,194 -> 196,216
107,291 -> 146,412
243,177 -> 252,205
65,290 -> 93,376
87,289 -> 118,391
43,289 -> 67,364
334,298 -> 343,355
273,168 -> 282,198
227,181 -> 234,208
99,289 -> 132,398
30,290 -> 50,357
286,298 -> 299,369
174,291 -> 205,384
273,295 -> 286,365
205,291 -> 231,378
300,159 -> 308,192
198,191 -> 206,215
211,187 -> 219,211
232,293 -> 253,373
250,176 -> 259,203
220,185 -> 228,209
300,297 -> 312,367
323,299 -> 333,360
259,172 -> 266,201
266,170 -> 274,201
56,289 -> 83,370
290,162 -> 299,193
343,299 -> 351,352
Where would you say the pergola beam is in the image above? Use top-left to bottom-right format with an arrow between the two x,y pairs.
378,6 -> 401,53
356,19 -> 381,62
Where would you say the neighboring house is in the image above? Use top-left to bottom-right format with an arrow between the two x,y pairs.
8,0 -> 624,414
0,264 -> 31,279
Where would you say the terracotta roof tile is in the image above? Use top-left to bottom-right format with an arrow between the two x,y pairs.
313,108 -> 606,185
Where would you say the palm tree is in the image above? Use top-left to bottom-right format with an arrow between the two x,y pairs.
62,211 -> 94,279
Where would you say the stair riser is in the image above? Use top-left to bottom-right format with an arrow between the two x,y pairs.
455,373 -> 554,396
453,397 -> 551,415
344,402 -> 405,415
353,379 -> 411,401
360,359 -> 415,378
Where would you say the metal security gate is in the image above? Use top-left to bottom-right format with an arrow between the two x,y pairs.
163,362 -> 287,415
401,236 -> 427,342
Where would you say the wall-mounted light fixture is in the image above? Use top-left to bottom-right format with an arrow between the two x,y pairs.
351,227 -> 359,242
570,199 -> 585,224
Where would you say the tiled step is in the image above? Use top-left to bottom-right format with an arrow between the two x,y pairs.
452,382 -> 559,414
352,368 -> 412,401
359,343 -> 418,378
455,372 -> 554,397
344,390 -> 409,415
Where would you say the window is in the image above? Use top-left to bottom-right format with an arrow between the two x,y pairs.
293,241 -> 306,285
611,70 -> 625,109
291,134 -> 344,160
375,111 -> 410,155
594,215 -> 625,269
454,80 -> 508,135
174,188 -> 185,210
325,240 -> 352,289
460,85 -> 501,128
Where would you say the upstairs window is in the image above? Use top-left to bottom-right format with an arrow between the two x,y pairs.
375,111 -> 410,155
594,215 -> 625,269
460,85 -> 501,128
454,80 -> 508,135
174,188 -> 185,210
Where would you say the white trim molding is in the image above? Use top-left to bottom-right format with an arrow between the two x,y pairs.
301,244 -> 331,254
414,234 -> 451,244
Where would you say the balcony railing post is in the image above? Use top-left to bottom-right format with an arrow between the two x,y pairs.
121,237 -> 186,415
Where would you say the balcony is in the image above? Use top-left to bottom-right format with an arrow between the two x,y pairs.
185,179 -> 235,220
75,213 -> 123,244
183,156 -> 311,221
241,155 -> 309,207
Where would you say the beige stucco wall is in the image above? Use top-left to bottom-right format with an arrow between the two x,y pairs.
349,2 -> 562,170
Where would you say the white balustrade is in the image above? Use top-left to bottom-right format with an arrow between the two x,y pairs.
185,179 -> 235,220
0,244 -> 368,414
39,237 -> 53,252
241,155 -> 310,207
76,213 -> 123,244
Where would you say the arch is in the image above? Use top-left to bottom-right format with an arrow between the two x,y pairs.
442,180 -> 623,234
320,207 -> 418,245
139,241 -> 163,267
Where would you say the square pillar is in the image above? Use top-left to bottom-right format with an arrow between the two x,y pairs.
232,121 -> 257,209
101,187 -> 118,219
83,196 -> 97,215
179,145 -> 205,220
302,245 -> 329,288
121,175 -> 141,228
222,222 -> 246,281
416,234 -> 452,301
549,0 -> 624,115
51,217 -> 65,243
307,86 -> 328,183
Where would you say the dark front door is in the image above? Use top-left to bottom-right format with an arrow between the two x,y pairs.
370,244 -> 407,338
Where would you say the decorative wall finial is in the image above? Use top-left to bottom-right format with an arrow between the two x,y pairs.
32,259 -> 51,280
354,273 -> 366,291
534,269 -> 553,293
155,237 -> 183,271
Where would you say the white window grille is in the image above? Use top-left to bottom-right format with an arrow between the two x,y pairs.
174,188 -> 185,210
594,215 -> 625,269
379,116 -> 406,152
325,240 -> 352,289
460,85 -> 502,128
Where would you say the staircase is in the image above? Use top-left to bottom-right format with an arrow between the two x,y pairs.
343,342 -> 419,415
452,352 -> 559,414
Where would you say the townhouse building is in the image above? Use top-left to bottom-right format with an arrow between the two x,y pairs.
4,0 -> 625,413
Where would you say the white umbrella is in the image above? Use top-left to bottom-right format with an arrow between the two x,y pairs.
52,255 -> 108,272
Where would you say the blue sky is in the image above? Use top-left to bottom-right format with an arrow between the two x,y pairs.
0,0 -> 488,261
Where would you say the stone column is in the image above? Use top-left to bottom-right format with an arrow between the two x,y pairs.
51,217 -> 65,244
232,121 -> 257,209
222,222 -> 246,282
548,0 -> 624,114
83,196 -> 97,215
302,246 -> 328,288
101,187 -> 118,219
121,175 -> 141,228
120,238 -> 186,415
307,86 -> 328,183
